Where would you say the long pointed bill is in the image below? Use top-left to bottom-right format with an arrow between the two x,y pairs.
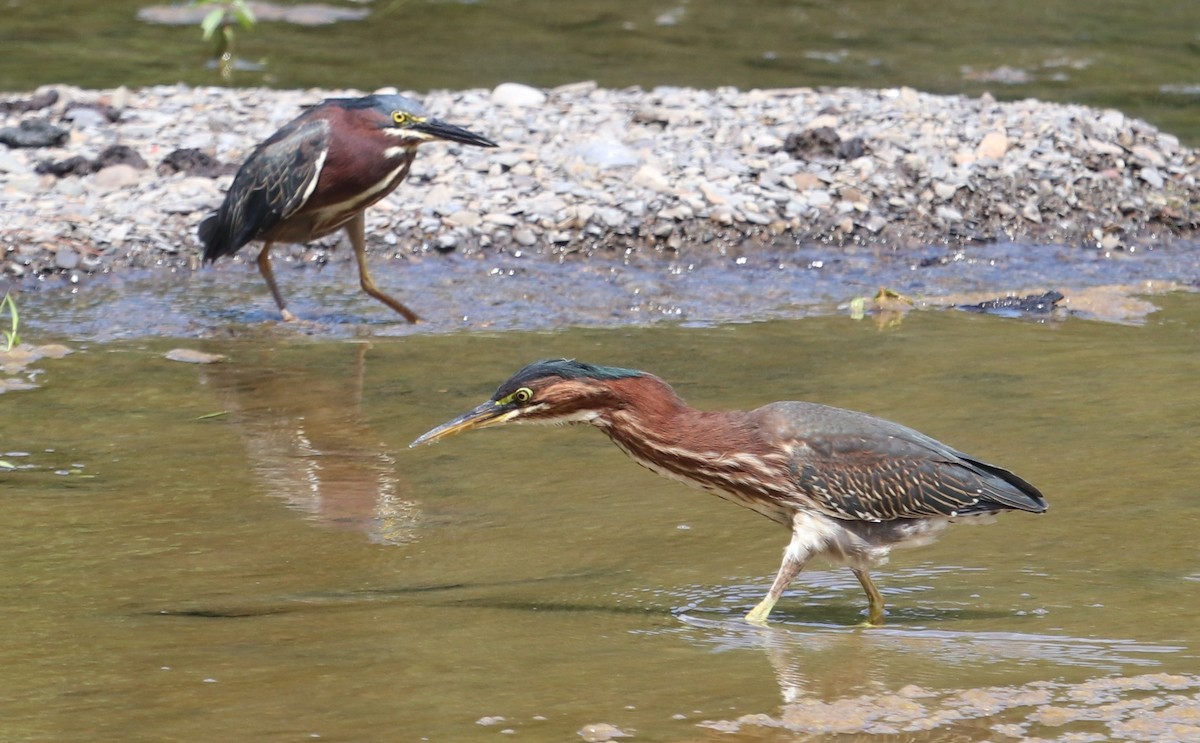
410,400 -> 516,447
414,118 -> 498,148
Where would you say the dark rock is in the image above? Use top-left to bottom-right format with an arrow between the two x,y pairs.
157,148 -> 236,177
784,127 -> 868,161
36,145 -> 147,177
957,290 -> 1065,316
835,136 -> 868,160
0,90 -> 58,114
95,144 -> 147,170
35,155 -> 93,176
0,119 -> 70,148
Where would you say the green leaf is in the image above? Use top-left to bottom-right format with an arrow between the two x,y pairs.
234,4 -> 256,28
200,8 -> 225,40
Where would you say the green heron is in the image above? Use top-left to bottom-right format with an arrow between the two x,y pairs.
198,93 -> 497,322
411,359 -> 1047,625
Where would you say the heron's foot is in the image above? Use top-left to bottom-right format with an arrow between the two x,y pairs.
280,308 -> 299,323
744,599 -> 776,625
855,609 -> 886,628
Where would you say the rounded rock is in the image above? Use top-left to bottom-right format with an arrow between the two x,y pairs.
492,82 -> 547,108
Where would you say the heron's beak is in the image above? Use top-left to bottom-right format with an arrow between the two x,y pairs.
414,118 -> 498,148
410,400 -> 516,447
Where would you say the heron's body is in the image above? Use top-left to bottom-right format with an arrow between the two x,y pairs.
199,94 -> 496,322
411,360 -> 1047,624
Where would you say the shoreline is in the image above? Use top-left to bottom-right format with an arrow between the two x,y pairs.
2,82 -> 1199,332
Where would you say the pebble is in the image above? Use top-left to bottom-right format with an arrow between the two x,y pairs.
53,248 -> 79,270
447,210 -> 481,228
0,82 -> 1198,285
976,130 -> 1009,159
578,723 -> 631,742
492,82 -> 547,108
573,139 -> 640,169
631,164 -> 670,193
91,164 -> 140,191
0,151 -> 26,173
1139,167 -> 1164,188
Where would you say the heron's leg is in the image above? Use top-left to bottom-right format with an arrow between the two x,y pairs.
256,241 -> 297,322
746,530 -> 812,624
345,213 -> 420,324
852,567 -> 886,626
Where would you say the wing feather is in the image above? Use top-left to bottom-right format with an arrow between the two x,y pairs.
199,118 -> 330,261
759,402 -> 1047,521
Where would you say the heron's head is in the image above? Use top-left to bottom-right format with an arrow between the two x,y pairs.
335,93 -> 497,149
410,359 -> 650,446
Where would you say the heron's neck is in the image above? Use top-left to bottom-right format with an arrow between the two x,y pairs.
596,375 -> 699,441
595,377 -> 790,521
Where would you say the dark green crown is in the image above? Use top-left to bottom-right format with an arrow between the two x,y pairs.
494,359 -> 644,399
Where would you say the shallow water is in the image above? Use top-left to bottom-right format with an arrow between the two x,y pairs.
3,292 -> 1199,741
3,0 -> 1199,145
13,240 -> 1200,340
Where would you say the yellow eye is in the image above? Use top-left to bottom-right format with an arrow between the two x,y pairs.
392,111 -> 411,125
512,387 -> 533,404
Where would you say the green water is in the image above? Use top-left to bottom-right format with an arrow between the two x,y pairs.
2,294 -> 1198,741
2,0 -> 1199,144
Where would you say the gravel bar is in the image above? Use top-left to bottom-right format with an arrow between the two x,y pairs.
2,82 -> 1198,292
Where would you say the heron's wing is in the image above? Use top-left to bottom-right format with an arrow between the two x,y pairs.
787,436 -> 1012,518
199,118 -> 331,261
762,402 -> 1046,521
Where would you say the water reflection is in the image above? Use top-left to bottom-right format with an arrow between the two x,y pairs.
200,342 -> 420,545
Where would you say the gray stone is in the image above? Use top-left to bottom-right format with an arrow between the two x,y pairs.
1138,167 -> 1164,189
54,248 -> 80,270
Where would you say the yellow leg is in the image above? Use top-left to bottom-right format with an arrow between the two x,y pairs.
745,551 -> 808,625
345,213 -> 420,324
852,568 -> 886,626
255,242 -> 297,322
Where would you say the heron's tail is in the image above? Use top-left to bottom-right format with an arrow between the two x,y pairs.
966,457 -> 1048,514
198,214 -> 221,263
198,210 -> 246,263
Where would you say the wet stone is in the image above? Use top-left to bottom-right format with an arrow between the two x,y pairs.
578,723 -> 631,742
53,248 -> 79,270
164,348 -> 226,364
